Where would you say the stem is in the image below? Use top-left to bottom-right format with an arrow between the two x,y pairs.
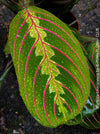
0,0 -> 12,10
0,0 -> 17,13
69,0 -> 100,26
0,60 -> 13,88
81,35 -> 100,43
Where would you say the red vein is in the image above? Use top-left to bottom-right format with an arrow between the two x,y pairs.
86,116 -> 96,128
78,41 -> 88,55
84,104 -> 88,110
82,119 -> 90,127
54,94 -> 59,123
89,95 -> 95,111
37,26 -> 86,69
92,46 -> 96,61
28,10 -> 51,17
86,58 -> 95,72
17,23 -> 33,111
43,77 -> 54,125
89,66 -> 96,78
92,114 -> 100,124
33,58 -> 46,124
96,111 -> 100,118
90,79 -> 99,102
13,16 -> 29,57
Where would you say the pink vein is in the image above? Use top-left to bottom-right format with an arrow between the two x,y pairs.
13,11 -> 27,28
24,38 -> 39,112
43,77 -> 54,125
44,42 -> 89,93
13,16 -> 29,57
17,23 -> 33,110
18,24 -> 33,79
33,58 -> 46,124
37,26 -> 86,69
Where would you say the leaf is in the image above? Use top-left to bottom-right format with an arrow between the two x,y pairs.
0,65 -> 12,88
87,41 -> 100,88
9,6 -> 90,127
4,40 -> 10,54
80,109 -> 100,129
87,41 -> 100,68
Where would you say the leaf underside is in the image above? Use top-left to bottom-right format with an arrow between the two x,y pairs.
9,6 -> 90,127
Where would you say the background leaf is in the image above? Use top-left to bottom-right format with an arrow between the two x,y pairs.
80,109 -> 100,129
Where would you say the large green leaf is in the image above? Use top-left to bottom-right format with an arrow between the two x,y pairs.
9,6 -> 90,127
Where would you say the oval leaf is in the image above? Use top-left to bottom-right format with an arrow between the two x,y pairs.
9,6 -> 90,127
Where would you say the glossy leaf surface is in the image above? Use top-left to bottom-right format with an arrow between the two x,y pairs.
9,6 -> 90,127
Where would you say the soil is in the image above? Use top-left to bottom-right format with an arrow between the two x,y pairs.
0,0 -> 100,134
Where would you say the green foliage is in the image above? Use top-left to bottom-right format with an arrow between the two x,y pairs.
4,40 -> 10,54
87,41 -> 100,68
9,6 -> 90,127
